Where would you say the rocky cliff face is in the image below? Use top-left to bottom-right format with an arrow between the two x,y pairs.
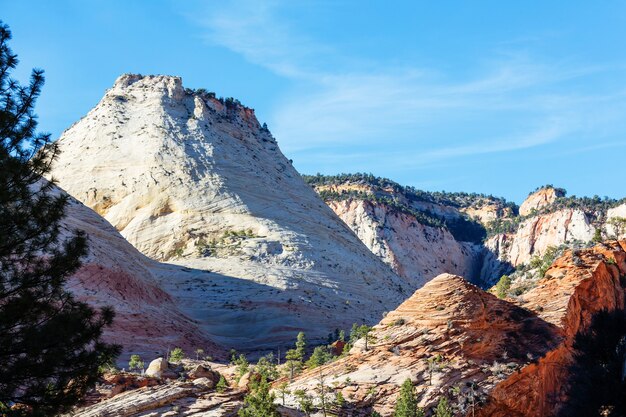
278,242 -> 626,417
484,188 -> 625,279
50,74 -> 408,349
519,187 -> 565,216
487,208 -> 595,267
327,199 -> 480,288
305,175 -> 514,288
478,241 -> 626,417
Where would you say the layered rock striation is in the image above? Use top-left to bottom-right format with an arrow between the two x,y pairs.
281,273 -> 559,415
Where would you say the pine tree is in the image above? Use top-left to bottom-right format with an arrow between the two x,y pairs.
394,379 -> 424,417
306,345 -> 332,369
294,389 -> 314,417
434,397 -> 453,417
237,376 -> 279,417
358,325 -> 375,351
256,353 -> 278,381
216,375 -> 229,393
285,348 -> 301,381
295,331 -> 307,359
0,21 -> 119,416
495,275 -> 511,299
170,347 -> 185,363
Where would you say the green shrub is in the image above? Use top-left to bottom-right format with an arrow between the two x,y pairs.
170,347 -> 185,363
495,275 -> 511,299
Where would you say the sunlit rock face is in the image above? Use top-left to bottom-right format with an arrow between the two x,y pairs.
50,74 -> 409,349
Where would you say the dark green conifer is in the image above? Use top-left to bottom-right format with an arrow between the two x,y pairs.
0,21 -> 119,416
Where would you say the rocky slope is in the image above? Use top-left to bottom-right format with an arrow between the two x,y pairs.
280,273 -> 559,416
277,242 -> 626,416
56,184 -> 220,359
307,179 -> 626,288
327,199 -> 480,288
518,186 -> 565,216
49,74 -> 408,349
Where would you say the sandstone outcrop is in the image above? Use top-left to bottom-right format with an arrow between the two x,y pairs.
519,187 -> 565,216
72,380 -> 243,417
50,74 -> 410,348
281,273 -> 559,416
606,203 -> 626,239
487,208 -> 595,267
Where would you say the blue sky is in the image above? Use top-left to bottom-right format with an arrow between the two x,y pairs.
3,1 -> 626,203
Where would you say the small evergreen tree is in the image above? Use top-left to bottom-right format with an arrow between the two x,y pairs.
232,353 -> 249,381
306,345 -> 332,369
277,381 -> 289,406
170,347 -> 185,363
128,354 -> 144,373
335,390 -> 345,408
394,379 -> 424,417
285,349 -> 301,381
238,376 -> 279,417
294,389 -> 314,417
358,325 -> 375,351
592,228 -> 603,243
285,332 -> 307,380
316,371 -> 331,417
216,375 -> 229,393
195,348 -> 204,361
0,21 -> 119,415
256,352 -> 278,381
495,275 -> 511,299
434,397 -> 453,417
339,329 -> 346,342
295,332 -> 307,359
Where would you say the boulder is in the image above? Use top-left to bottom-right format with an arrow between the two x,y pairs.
145,357 -> 168,378
237,371 -> 261,390
187,364 -> 219,384
192,377 -> 216,389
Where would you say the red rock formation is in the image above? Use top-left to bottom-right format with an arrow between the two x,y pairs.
477,241 -> 626,417
281,274 -> 559,415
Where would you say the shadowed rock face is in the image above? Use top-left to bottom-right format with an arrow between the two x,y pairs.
50,74 -> 410,348
281,273 -> 559,416
478,241 -> 626,417
58,186 -> 221,360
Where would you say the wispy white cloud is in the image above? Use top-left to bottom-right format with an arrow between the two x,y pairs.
195,0 -> 332,79
190,0 -> 626,171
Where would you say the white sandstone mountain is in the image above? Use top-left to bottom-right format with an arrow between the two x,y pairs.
50,74 -> 408,349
